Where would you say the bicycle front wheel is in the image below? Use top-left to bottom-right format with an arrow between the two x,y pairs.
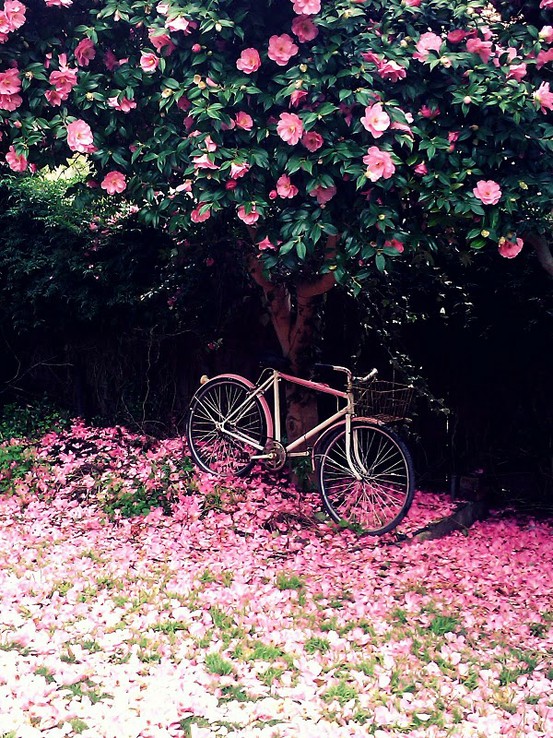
317,420 -> 414,535
186,377 -> 268,477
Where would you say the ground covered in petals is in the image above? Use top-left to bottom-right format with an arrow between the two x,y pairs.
0,423 -> 551,738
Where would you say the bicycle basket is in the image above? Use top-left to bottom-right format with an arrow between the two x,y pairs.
353,379 -> 413,421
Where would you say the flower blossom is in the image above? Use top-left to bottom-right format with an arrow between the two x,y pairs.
276,112 -> 303,145
140,52 -> 159,73
290,89 -> 308,107
414,162 -> 428,175
378,60 -> 407,82
309,184 -> 337,206
268,34 -> 299,66
539,26 -> 553,43
229,162 -> 250,179
236,48 -> 261,74
66,119 -> 95,153
44,0 -> 73,6
191,204 -> 211,223
48,55 -> 78,102
74,38 -> 96,67
276,174 -> 298,198
291,16 -> 318,43
165,16 -> 193,33
291,0 -> 321,15
235,111 -> 254,130
473,180 -> 502,205
237,204 -> 260,225
5,144 -> 27,171
540,0 -> 553,8
301,131 -> 323,152
498,237 -> 523,258
363,147 -> 395,182
534,82 -> 553,113
192,154 -> 219,170
360,103 -> 391,138
0,67 -> 21,106
537,48 -> 553,69
466,38 -> 494,63
384,239 -> 405,253
258,237 -> 276,250
413,32 -> 442,62
101,171 -> 127,194
3,0 -> 26,30
149,31 -> 176,56
107,96 -> 137,112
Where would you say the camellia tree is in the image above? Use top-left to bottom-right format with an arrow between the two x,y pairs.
1,0 -> 552,436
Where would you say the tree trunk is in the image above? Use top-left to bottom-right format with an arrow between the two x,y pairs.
524,231 -> 553,278
246,239 -> 337,445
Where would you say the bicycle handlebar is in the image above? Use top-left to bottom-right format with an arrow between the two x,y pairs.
314,364 -> 378,383
355,368 -> 378,382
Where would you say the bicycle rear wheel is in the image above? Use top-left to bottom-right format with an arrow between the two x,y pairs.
317,420 -> 414,535
186,377 -> 268,476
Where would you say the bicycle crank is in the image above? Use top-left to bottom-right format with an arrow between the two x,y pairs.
262,440 -> 287,471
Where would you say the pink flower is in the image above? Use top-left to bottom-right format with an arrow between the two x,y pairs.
44,89 -> 63,106
309,184 -> 336,206
191,204 -> 211,223
404,0 -> 420,5
237,204 -> 260,224
466,38 -> 494,63
540,0 -> 553,8
140,52 -> 159,73
291,16 -> 318,43
414,162 -> 428,175
378,60 -> 407,82
420,105 -> 440,119
229,162 -> 250,179
413,32 -> 442,62
301,131 -> 323,152
360,103 -> 391,138
537,48 -> 553,69
276,112 -> 303,145
448,29 -> 470,44
268,34 -> 299,66
149,32 -> 176,55
363,146 -> 396,182
507,63 -> 527,82
235,111 -> 254,130
498,237 -> 523,258
101,171 -> 127,194
5,145 -> 27,171
534,82 -> 553,113
192,154 -> 219,170
473,180 -> 502,205
107,95 -> 137,112
384,239 -> 404,253
0,67 -> 20,96
166,16 -> 192,33
0,92 -> 22,110
49,60 -> 78,97
4,0 -> 26,29
236,48 -> 261,74
44,0 -> 72,6
258,237 -> 276,250
276,174 -> 298,198
292,0 -> 321,15
66,119 -> 95,153
290,89 -> 308,107
74,38 -> 96,67
539,26 -> 553,43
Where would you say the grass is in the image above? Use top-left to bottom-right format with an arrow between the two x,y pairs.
205,652 -> 234,676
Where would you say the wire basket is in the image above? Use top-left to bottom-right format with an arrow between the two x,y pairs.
353,379 -> 414,421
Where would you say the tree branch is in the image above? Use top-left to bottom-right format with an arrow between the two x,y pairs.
296,234 -> 338,300
524,232 -> 553,278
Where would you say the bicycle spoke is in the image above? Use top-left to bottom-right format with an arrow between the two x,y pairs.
318,422 -> 414,535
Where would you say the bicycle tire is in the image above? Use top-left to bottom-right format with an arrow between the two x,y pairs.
316,420 -> 414,535
186,377 -> 269,477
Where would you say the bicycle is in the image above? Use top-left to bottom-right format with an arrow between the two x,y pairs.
185,364 -> 415,535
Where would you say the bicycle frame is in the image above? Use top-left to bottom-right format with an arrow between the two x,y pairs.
219,366 -> 361,468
